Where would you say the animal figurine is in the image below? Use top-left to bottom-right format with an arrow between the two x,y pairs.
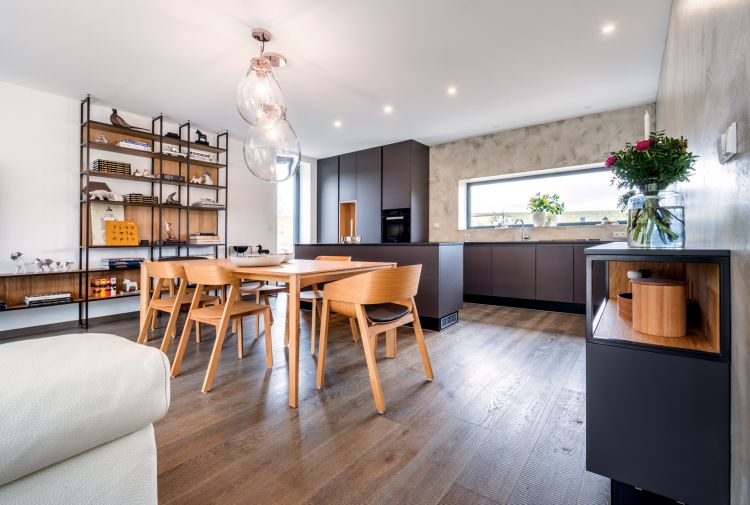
109,108 -> 149,131
35,258 -> 54,272
190,175 -> 203,184
123,279 -> 138,292
64,261 -> 75,271
132,168 -> 153,178
94,134 -> 108,144
89,190 -> 124,202
165,192 -> 180,205
201,171 -> 214,185
194,130 -> 209,145
256,245 -> 270,255
165,222 -> 177,240
53,261 -> 64,272
10,252 -> 24,273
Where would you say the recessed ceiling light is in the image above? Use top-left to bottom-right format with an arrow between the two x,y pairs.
333,120 -> 342,128
601,23 -> 615,34
446,86 -> 457,96
383,105 -> 394,114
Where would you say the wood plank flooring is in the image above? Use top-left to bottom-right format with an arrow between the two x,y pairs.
14,299 -> 610,504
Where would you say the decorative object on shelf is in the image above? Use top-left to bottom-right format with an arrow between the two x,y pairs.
34,258 -> 54,272
131,167 -> 153,178
189,150 -> 214,163
105,221 -> 139,246
190,233 -> 221,245
91,277 -> 117,298
232,245 -> 249,256
93,159 -> 131,175
109,108 -> 149,131
631,278 -> 687,337
116,139 -> 151,151
10,252 -> 24,273
163,144 -> 186,158
94,134 -> 108,144
236,28 -> 286,128
256,244 -> 270,255
191,197 -> 223,208
89,189 -> 124,202
190,175 -> 202,184
160,173 -> 185,183
165,131 -> 180,139
165,192 -> 180,205
201,171 -> 214,185
24,291 -> 72,307
528,193 -> 565,227
100,257 -> 144,269
122,279 -> 139,292
617,269 -> 651,321
123,193 -> 158,204
607,131 -> 697,248
90,203 -> 124,245
194,130 -> 209,146
237,28 -> 300,184
600,216 -> 617,225
165,222 -> 177,241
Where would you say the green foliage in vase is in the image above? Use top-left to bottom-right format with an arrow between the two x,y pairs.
528,193 -> 565,215
605,131 -> 697,193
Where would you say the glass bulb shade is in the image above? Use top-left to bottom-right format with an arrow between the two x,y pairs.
236,58 -> 286,127
242,119 -> 301,183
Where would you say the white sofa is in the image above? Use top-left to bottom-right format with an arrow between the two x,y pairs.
0,333 -> 170,505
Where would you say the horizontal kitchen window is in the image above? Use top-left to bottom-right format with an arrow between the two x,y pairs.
466,166 -> 626,229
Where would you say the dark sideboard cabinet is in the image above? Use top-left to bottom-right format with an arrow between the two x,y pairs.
316,139 -> 428,244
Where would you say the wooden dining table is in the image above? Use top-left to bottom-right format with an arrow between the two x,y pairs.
139,258 -> 396,408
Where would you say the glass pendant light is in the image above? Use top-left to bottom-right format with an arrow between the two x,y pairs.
236,28 -> 287,127
236,56 -> 286,127
242,115 -> 301,183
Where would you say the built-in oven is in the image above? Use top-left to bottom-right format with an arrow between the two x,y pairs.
382,209 -> 410,243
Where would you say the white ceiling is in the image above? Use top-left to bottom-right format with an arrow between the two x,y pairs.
0,0 -> 672,158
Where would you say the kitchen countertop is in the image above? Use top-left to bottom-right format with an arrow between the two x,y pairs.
464,239 -> 607,245
296,242 -> 463,247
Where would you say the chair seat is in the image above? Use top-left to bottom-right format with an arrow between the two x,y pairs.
152,293 -> 217,309
240,282 -> 286,294
189,301 -> 266,323
365,303 -> 411,323
299,290 -> 323,301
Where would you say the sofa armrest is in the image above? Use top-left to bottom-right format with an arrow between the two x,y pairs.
0,333 -> 170,486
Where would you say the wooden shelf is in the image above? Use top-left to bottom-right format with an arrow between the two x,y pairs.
82,121 -> 226,153
84,142 -> 226,169
3,298 -> 85,312
593,298 -> 718,354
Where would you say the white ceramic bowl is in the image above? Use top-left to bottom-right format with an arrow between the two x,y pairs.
229,254 -> 285,267
281,253 -> 294,263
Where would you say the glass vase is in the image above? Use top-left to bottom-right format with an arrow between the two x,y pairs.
627,189 -> 685,248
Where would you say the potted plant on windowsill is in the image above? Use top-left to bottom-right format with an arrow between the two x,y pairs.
606,131 -> 697,248
528,193 -> 565,227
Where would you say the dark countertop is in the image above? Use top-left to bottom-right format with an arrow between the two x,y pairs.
465,239 -> 607,245
584,241 -> 730,256
296,242 -> 463,247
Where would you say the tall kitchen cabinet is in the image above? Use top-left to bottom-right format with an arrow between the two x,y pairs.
382,140 -> 429,243
355,147 -> 382,243
317,156 -> 339,243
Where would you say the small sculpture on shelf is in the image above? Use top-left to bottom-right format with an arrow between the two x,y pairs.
165,192 -> 180,205
34,258 -> 54,272
132,168 -> 153,178
123,279 -> 139,292
194,129 -> 209,146
201,171 -> 214,185
109,108 -> 149,132
165,222 -> 177,241
190,175 -> 202,184
256,245 -> 270,255
10,252 -> 24,273
94,134 -> 108,144
89,190 -> 124,202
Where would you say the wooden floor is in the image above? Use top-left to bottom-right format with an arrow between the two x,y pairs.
20,300 -> 610,505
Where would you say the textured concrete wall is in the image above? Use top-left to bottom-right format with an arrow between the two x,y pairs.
429,104 -> 653,242
656,1 -> 750,502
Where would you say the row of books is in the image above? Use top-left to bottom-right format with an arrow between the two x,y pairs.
100,257 -> 144,269
116,139 -> 151,151
24,292 -> 72,307
190,233 -> 221,245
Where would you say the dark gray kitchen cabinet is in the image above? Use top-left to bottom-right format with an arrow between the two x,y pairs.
338,152 -> 357,202
316,156 -> 339,243
573,245 -> 587,304
355,147 -> 382,243
382,141 -> 412,210
492,244 -> 536,299
464,245 -> 493,296
535,245 -> 574,302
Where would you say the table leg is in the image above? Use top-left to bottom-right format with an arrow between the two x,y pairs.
288,275 -> 300,408
139,264 -> 149,330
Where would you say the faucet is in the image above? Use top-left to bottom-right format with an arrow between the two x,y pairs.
514,219 -> 530,241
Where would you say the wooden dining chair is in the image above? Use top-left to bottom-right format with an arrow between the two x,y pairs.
170,264 -> 272,393
315,265 -> 434,413
239,280 -> 286,338
136,261 -> 219,354
299,255 -> 358,354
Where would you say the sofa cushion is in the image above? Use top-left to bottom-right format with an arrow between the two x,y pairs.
0,333 -> 170,487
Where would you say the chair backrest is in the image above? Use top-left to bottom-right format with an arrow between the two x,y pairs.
315,255 -> 351,261
142,260 -> 186,280
324,265 -> 421,305
183,264 -> 238,287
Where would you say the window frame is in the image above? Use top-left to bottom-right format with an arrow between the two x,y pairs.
465,165 -> 624,229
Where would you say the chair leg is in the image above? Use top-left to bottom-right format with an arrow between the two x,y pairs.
195,321 -> 201,343
385,328 -> 397,359
137,307 -> 156,344
310,299 -> 318,355
151,311 -> 157,330
255,291 -> 261,338
237,317 -> 244,359
411,303 -> 434,381
315,299 -> 331,388
356,307 -> 386,414
159,305 -> 181,354
171,316 -> 195,377
202,318 -> 230,393
349,318 -> 360,342
265,293 -> 274,322
263,308 -> 273,368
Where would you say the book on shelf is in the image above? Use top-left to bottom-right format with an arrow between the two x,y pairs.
190,233 -> 221,245
99,257 -> 145,269
116,139 -> 151,151
24,292 -> 73,307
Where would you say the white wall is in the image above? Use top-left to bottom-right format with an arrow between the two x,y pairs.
0,81 -> 277,331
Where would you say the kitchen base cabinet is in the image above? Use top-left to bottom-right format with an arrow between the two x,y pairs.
491,244 -> 536,300
463,245 -> 492,296
535,244 -> 573,302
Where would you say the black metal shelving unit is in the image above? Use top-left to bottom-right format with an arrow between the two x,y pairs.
77,95 -> 229,327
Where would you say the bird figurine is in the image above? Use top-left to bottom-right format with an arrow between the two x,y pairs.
109,108 -> 149,131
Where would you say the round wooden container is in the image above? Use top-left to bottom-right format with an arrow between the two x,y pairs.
631,278 -> 687,337
617,293 -> 633,320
